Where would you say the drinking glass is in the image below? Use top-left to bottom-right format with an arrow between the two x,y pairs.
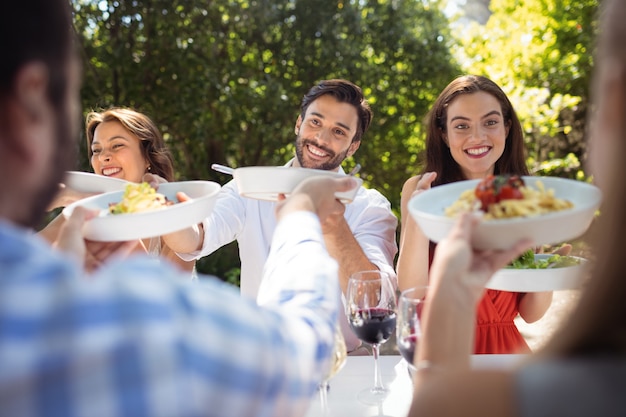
346,270 -> 397,404
396,286 -> 428,374
318,326 -> 347,415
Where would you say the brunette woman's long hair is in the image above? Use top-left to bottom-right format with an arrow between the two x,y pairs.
422,75 -> 529,186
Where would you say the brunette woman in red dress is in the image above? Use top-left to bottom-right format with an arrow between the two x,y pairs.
397,75 -> 552,354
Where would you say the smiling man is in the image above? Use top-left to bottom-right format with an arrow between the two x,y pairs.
164,79 -> 398,352
293,87 -> 365,171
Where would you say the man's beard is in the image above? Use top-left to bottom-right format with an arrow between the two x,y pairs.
295,136 -> 349,171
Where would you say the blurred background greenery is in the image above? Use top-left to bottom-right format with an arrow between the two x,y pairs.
69,0 -> 598,284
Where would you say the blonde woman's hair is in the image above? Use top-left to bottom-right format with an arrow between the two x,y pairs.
86,107 -> 175,182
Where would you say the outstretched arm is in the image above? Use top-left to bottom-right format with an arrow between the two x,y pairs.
321,192 -> 397,294
416,213 -> 533,368
39,184 -> 96,244
38,213 -> 66,244
408,213 -> 531,417
321,210 -> 379,294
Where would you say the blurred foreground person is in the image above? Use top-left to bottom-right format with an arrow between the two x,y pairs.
0,1 -> 356,416
409,1 -> 626,416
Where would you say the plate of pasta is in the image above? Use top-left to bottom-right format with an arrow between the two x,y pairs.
62,181 -> 221,241
486,252 -> 590,292
408,176 -> 601,250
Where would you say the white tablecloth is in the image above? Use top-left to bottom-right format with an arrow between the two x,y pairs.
304,354 -> 525,417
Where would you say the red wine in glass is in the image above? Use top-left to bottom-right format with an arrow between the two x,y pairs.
346,270 -> 397,406
349,307 -> 397,345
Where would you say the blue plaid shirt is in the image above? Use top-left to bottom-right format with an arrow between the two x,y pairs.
0,212 -> 338,417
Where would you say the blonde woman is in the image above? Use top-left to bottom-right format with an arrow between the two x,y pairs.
40,107 -> 195,274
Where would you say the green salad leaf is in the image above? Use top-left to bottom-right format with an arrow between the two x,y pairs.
506,249 -> 581,269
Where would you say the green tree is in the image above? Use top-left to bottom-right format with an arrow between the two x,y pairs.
452,0 -> 599,179
72,0 -> 460,280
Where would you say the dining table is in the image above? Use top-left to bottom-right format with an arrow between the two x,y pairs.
304,354 -> 526,417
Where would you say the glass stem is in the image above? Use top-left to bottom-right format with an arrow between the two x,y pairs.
319,381 -> 330,415
372,343 -> 384,392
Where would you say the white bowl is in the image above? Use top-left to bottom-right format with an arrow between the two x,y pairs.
408,176 -> 602,250
486,254 -> 589,292
232,166 -> 363,203
62,181 -> 221,241
63,171 -> 129,193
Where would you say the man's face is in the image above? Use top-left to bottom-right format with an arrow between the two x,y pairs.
294,95 -> 360,171
28,57 -> 82,227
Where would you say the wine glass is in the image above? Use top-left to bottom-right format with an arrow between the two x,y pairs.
396,286 -> 428,376
346,270 -> 397,404
318,326 -> 347,415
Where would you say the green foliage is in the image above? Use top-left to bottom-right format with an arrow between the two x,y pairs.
195,241 -> 241,286
529,152 -> 587,181
452,0 -> 599,177
71,0 -> 597,282
72,0 -> 460,279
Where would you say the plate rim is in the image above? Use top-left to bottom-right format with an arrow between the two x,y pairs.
409,176 -> 602,221
486,254 -> 589,292
64,170 -> 129,193
62,180 -> 221,241
407,176 -> 602,250
233,166 -> 363,202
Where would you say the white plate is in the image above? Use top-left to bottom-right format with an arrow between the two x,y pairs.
62,181 -> 221,241
408,176 -> 602,250
232,166 -> 363,203
486,254 -> 589,292
63,171 -> 129,193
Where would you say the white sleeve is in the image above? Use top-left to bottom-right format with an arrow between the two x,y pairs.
349,188 -> 399,287
177,180 -> 245,261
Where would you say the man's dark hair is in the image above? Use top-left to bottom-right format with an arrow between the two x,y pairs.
1,0 -> 74,110
300,79 -> 373,144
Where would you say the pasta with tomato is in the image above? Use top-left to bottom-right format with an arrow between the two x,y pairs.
445,175 -> 574,220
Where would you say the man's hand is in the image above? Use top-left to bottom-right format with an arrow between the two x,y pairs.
275,176 -> 358,223
54,206 -> 136,272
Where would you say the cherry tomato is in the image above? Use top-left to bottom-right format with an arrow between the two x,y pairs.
475,175 -> 525,211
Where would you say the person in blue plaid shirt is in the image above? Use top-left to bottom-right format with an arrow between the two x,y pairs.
0,1 -> 358,416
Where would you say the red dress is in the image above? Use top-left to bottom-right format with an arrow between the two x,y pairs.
429,242 -> 530,354
474,289 -> 530,354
